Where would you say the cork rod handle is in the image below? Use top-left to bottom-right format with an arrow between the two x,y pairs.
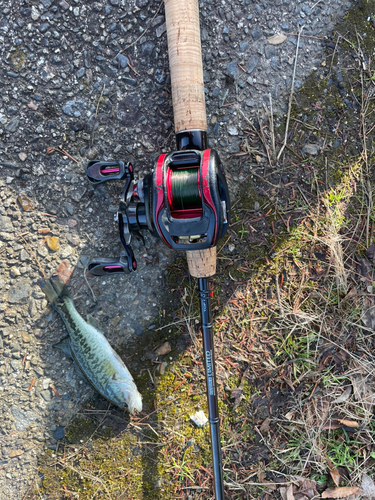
165,0 -> 216,278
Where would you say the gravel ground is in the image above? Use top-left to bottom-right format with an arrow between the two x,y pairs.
0,0 -> 351,497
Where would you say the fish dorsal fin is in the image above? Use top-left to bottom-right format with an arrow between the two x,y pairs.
86,314 -> 101,330
53,336 -> 72,358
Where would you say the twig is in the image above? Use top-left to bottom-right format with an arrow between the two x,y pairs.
40,212 -> 57,218
84,267 -> 97,302
275,275 -> 285,318
47,147 -> 78,164
127,62 -> 140,76
117,0 -> 163,55
277,25 -> 304,161
18,233 -> 46,278
91,84 -> 105,147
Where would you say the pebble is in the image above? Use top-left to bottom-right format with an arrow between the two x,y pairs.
53,426 -> 66,440
5,117 -> 20,133
41,390 -> 52,402
246,55 -> 259,74
18,193 -> 35,211
9,450 -> 24,458
46,236 -> 60,251
302,143 -> 320,155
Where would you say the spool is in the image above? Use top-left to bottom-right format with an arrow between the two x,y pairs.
167,168 -> 201,213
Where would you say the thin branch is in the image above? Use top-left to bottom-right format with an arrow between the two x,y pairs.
277,25 -> 304,161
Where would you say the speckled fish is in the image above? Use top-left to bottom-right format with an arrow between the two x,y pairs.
38,276 -> 142,414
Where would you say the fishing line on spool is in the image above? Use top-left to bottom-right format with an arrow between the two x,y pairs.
167,168 -> 201,211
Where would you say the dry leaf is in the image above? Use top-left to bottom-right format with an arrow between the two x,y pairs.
362,474 -> 375,499
155,342 -> 171,356
337,419 -> 359,428
230,368 -> 249,409
350,373 -> 375,412
284,410 -> 295,420
260,417 -> 271,433
322,421 -> 343,430
326,458 -> 340,487
333,386 -> 352,404
322,486 -> 362,498
286,484 -> 295,500
268,33 -> 287,45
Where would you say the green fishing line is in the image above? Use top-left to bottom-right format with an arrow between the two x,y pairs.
171,168 -> 201,210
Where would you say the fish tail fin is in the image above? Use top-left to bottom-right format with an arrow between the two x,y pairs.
38,276 -> 72,307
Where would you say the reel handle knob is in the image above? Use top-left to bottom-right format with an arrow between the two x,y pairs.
86,161 -> 132,184
87,253 -> 134,276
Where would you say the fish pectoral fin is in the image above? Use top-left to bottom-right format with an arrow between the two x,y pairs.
53,336 -> 73,358
86,314 -> 101,330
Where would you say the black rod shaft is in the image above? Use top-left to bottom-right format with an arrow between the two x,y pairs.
198,277 -> 225,500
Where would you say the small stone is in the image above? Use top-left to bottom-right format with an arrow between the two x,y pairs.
56,260 -> 72,284
158,362 -> 168,375
39,22 -> 50,33
302,144 -> 319,155
65,203 -> 74,215
11,406 -> 37,432
116,54 -> 129,68
251,27 -> 262,40
155,342 -> 171,356
245,55 -> 259,74
73,7 -> 79,16
228,126 -> 238,136
227,61 -> 238,78
141,42 -> 155,57
22,332 -> 31,343
60,246 -> 72,259
0,216 -> 13,232
76,68 -> 85,79
265,45 -> 276,59
228,244 -> 235,252
9,450 -> 24,458
156,23 -> 166,38
19,153 -> 27,161
38,246 -> 48,257
53,426 -> 66,440
20,249 -> 30,261
46,236 -> 60,252
5,117 -> 20,133
31,6 -> 40,20
190,410 -> 208,427
8,279 -> 31,303
254,201 -> 260,211
59,0 -> 69,10
18,192 -> 35,211
10,267 -> 21,278
41,390 -> 52,402
239,41 -> 249,53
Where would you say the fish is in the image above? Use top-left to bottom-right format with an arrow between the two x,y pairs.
38,276 -> 142,414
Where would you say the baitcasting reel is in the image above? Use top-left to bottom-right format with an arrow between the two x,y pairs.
85,144 -> 230,276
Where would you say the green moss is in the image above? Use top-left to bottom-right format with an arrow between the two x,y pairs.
10,47 -> 26,71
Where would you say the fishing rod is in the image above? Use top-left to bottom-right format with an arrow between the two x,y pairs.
85,0 -> 230,498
